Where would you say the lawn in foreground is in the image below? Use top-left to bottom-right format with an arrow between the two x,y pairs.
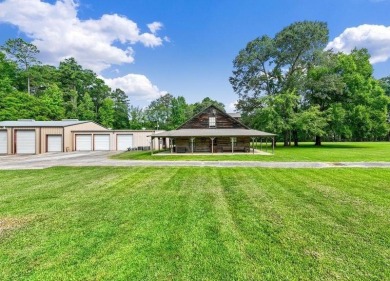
112,141 -> 390,162
0,167 -> 389,280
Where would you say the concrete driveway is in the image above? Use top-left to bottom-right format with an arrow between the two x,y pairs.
1,151 -> 390,169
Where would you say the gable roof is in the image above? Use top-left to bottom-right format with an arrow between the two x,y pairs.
0,120 -> 93,127
150,105 -> 276,138
177,104 -> 249,129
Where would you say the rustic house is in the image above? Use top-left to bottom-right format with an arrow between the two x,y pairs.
150,105 -> 276,154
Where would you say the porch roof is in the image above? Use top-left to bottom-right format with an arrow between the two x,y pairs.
150,128 -> 276,138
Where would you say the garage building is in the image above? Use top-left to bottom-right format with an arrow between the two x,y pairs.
0,119 -> 162,155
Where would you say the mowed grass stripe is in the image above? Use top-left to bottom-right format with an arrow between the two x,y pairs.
0,167 -> 389,280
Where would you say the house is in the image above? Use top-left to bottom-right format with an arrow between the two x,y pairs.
150,105 -> 275,154
0,119 -> 163,155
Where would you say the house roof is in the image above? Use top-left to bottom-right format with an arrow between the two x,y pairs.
151,128 -> 276,138
0,120 -> 91,127
177,105 -> 249,129
228,112 -> 241,118
150,105 -> 275,138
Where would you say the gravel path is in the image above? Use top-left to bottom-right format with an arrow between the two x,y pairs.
1,151 -> 390,169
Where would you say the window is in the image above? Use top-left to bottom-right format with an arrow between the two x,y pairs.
209,117 -> 216,128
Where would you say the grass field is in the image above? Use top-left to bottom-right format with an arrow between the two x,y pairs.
112,141 -> 390,162
0,167 -> 389,280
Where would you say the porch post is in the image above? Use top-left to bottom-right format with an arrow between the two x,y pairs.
251,137 -> 256,154
190,137 -> 195,154
272,136 -> 275,154
260,138 -> 263,151
158,138 -> 160,151
170,138 -> 173,154
230,137 -> 234,154
151,137 -> 154,155
210,137 -> 215,154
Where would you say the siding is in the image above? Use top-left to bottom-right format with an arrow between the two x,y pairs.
179,106 -> 246,129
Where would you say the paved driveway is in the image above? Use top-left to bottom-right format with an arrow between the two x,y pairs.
1,151 -> 390,169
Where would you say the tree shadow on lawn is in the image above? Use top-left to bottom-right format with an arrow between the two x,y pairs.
275,143 -> 372,149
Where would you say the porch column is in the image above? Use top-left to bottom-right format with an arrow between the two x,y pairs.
158,138 -> 161,151
170,138 -> 173,154
230,137 -> 234,154
190,137 -> 195,154
272,136 -> 275,154
251,137 -> 256,154
260,138 -> 263,151
210,137 -> 215,154
151,137 -> 154,155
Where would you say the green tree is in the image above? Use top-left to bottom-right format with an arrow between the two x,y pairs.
230,21 -> 329,145
77,92 -> 96,121
0,91 -> 40,120
192,97 -> 225,115
129,106 -> 147,130
247,90 -> 299,146
171,96 -> 189,128
145,94 -> 175,130
36,84 -> 65,120
98,98 -> 115,128
305,51 -> 345,145
0,52 -> 17,93
327,103 -> 351,141
1,38 -> 40,94
111,88 -> 130,129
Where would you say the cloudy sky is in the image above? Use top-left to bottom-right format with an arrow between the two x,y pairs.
1,0 -> 390,110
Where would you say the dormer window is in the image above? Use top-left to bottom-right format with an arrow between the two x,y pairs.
209,117 -> 216,128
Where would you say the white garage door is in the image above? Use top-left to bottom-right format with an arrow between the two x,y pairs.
94,135 -> 110,151
117,134 -> 133,151
76,135 -> 92,151
47,135 -> 62,152
0,131 -> 7,154
16,130 -> 36,154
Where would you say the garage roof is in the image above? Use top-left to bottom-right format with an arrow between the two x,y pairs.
0,120 -> 90,127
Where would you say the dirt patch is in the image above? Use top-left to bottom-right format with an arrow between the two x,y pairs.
0,217 -> 29,234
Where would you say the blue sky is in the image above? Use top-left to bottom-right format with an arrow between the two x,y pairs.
1,0 -> 390,111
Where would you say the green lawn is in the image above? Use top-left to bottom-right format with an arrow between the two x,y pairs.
112,141 -> 390,162
0,167 -> 389,280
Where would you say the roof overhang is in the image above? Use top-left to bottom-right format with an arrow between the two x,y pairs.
150,129 -> 276,138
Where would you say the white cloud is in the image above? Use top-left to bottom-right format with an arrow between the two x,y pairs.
227,100 -> 238,112
147,22 -> 163,34
103,74 -> 166,102
326,24 -> 390,64
0,0 -> 165,73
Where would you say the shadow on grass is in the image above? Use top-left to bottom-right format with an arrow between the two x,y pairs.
272,143 -> 372,149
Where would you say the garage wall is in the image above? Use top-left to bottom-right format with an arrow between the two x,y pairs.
64,122 -> 108,151
40,127 -> 63,153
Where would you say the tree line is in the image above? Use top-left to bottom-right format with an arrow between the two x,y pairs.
0,38 -> 225,130
230,21 -> 390,145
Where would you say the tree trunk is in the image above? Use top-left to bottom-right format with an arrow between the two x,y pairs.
315,135 -> 322,146
283,131 -> 289,146
293,130 -> 299,146
27,76 -> 31,95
